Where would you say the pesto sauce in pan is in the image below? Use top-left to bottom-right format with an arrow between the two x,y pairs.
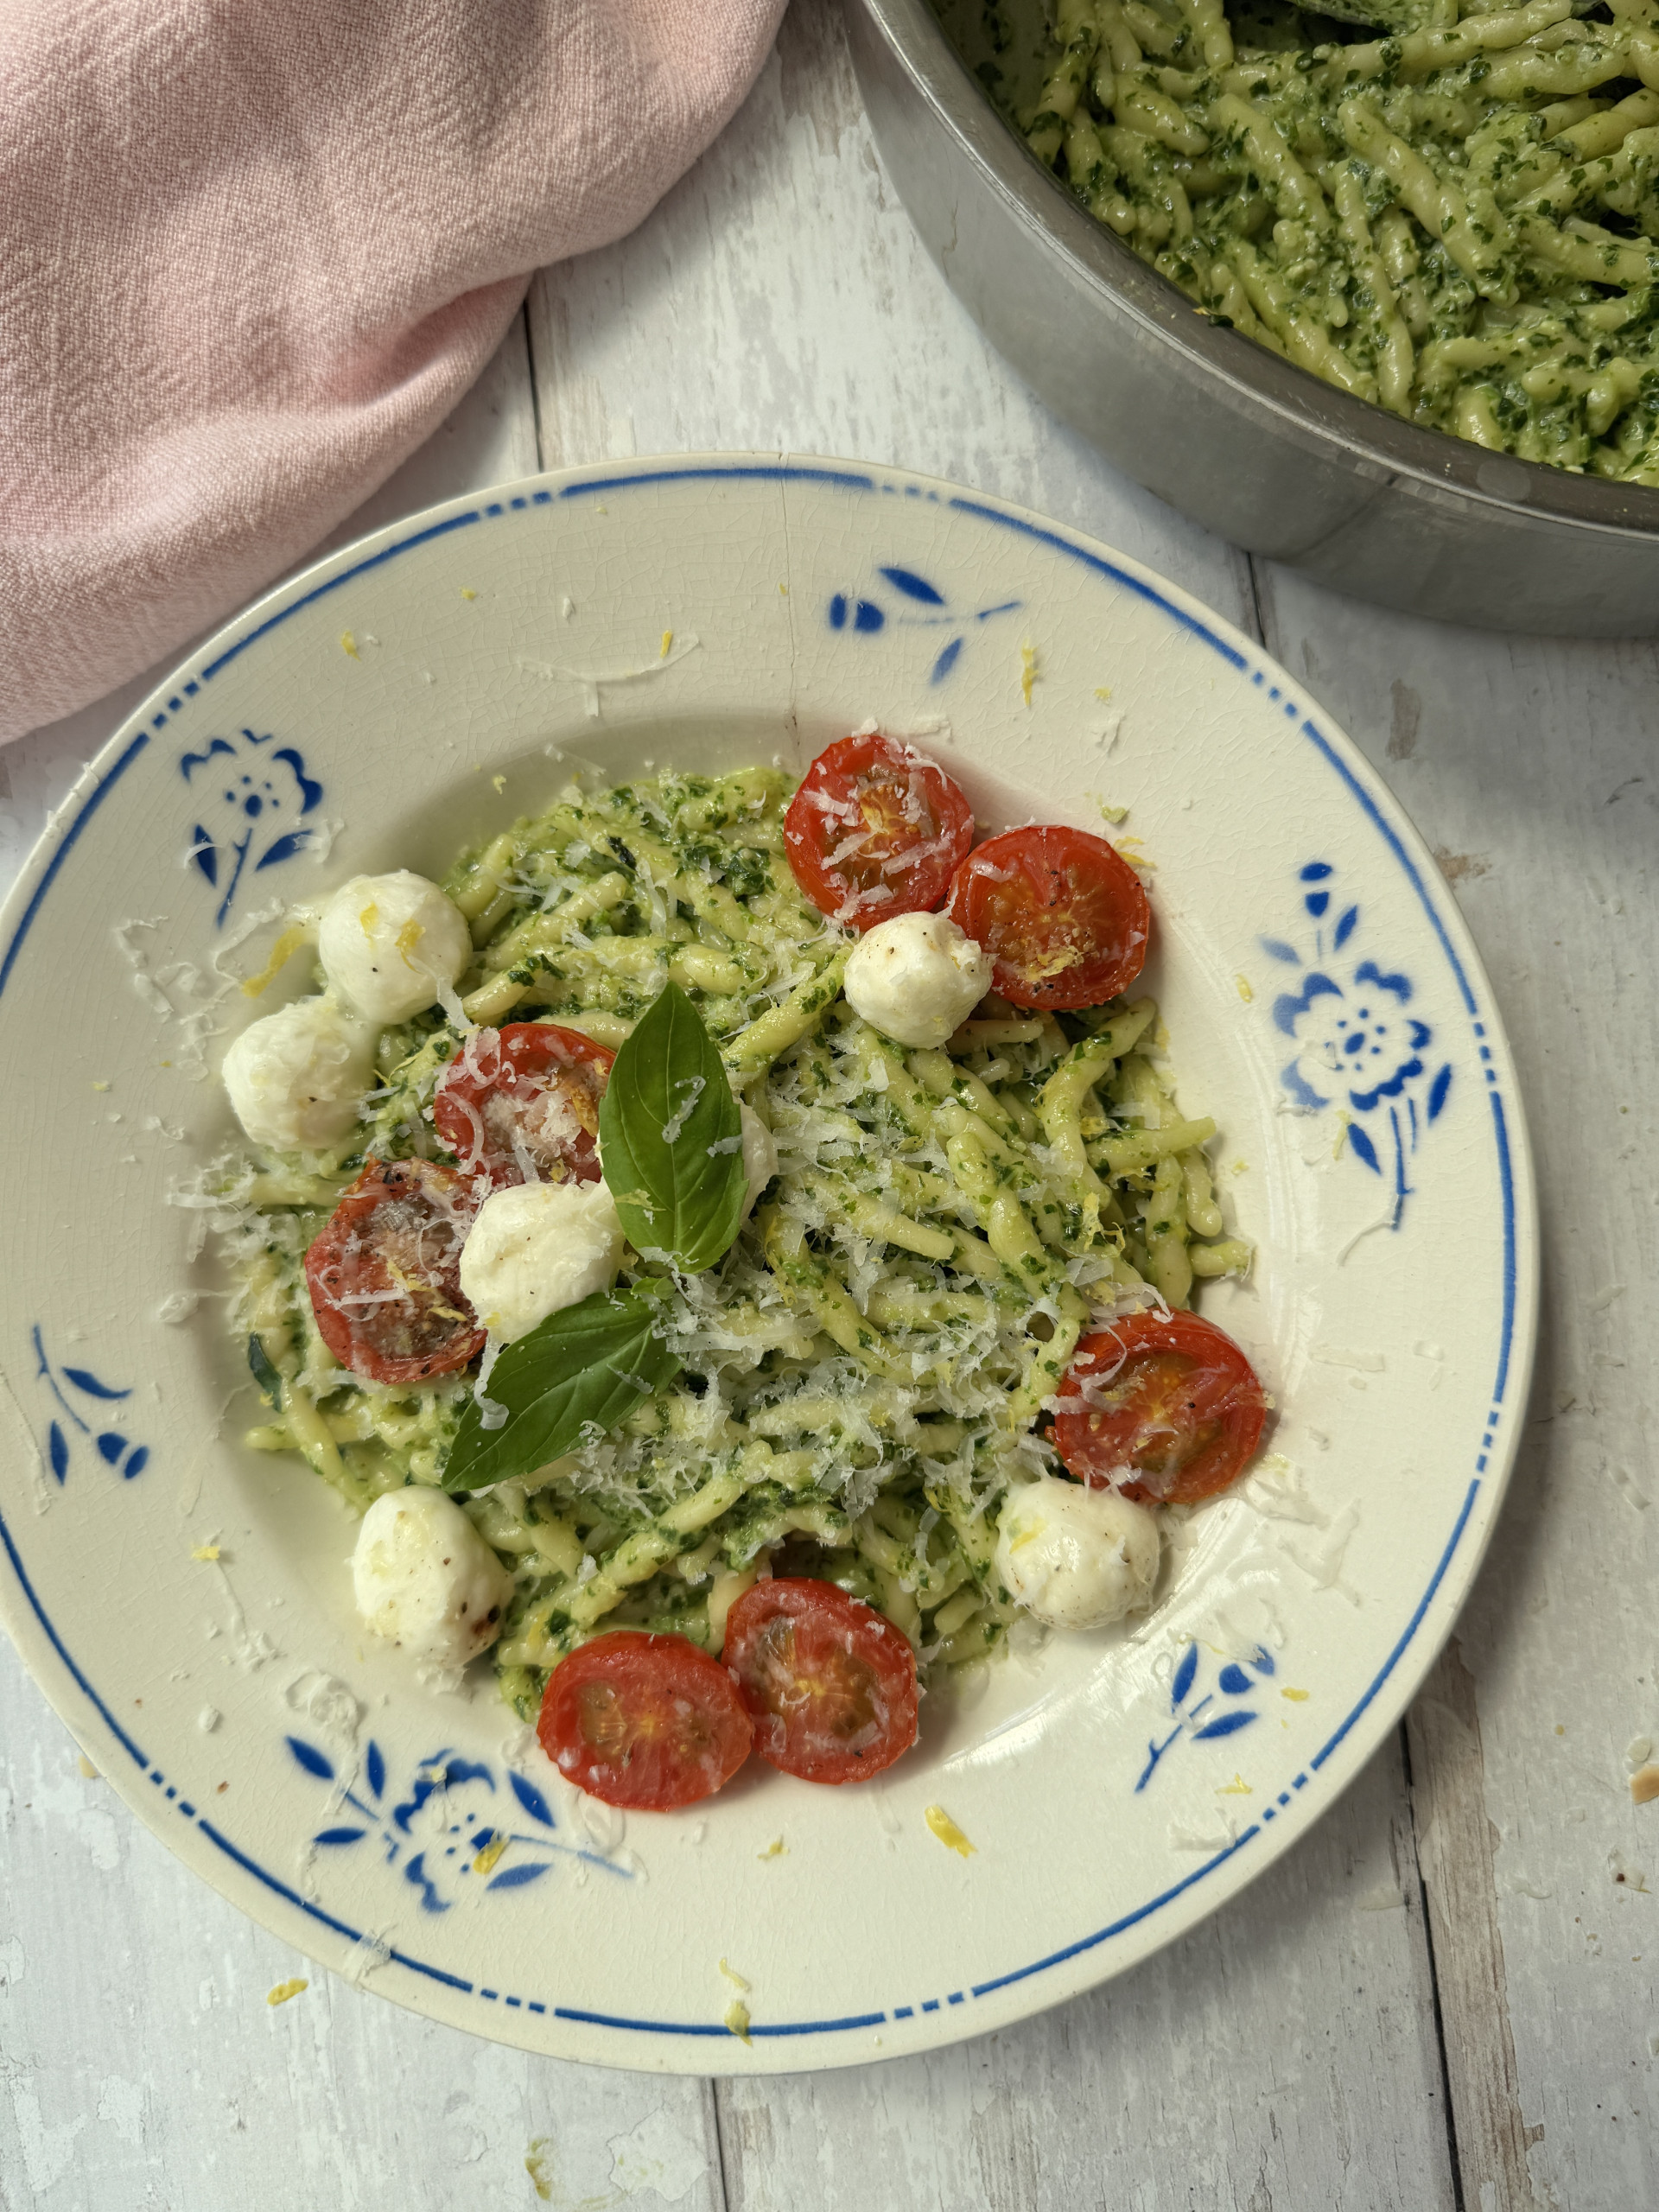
940,0 -> 1659,480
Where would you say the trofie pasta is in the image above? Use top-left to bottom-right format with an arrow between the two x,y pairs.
945,0 -> 1659,479
217,745 -> 1263,1809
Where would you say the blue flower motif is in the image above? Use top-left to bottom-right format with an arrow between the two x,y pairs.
284,1736 -> 628,1913
826,564 -> 1020,684
1136,1642 -> 1274,1791
180,727 -> 325,926
32,1325 -> 148,1484
1262,862 -> 1452,1224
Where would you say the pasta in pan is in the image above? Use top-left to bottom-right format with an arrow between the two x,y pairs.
947,0 -> 1659,480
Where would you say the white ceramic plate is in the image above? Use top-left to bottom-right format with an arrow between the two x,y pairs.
0,456 -> 1536,2074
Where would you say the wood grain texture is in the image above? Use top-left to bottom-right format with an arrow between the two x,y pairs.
527,0 -> 1253,625
1408,1639 -> 1545,2209
716,1739 -> 1453,2212
1255,560 -> 1659,2211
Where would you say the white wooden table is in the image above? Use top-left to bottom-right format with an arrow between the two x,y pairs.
3,6 -> 1654,2204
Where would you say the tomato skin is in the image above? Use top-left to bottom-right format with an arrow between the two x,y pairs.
433,1023 -> 614,1190
785,733 -> 975,931
1051,1310 -> 1267,1505
945,824 -> 1150,1010
722,1578 -> 918,1784
537,1631 -> 753,1810
303,1158 -> 486,1386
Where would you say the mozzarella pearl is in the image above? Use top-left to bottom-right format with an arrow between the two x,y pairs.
352,1488 -> 512,1669
994,1475 -> 1161,1630
842,910 -> 990,1049
458,1178 -> 626,1344
318,870 -> 472,1025
739,1103 -> 778,1215
220,994 -> 376,1153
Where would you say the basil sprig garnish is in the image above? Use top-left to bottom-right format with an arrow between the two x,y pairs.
599,982 -> 747,1273
442,1286 -> 682,1495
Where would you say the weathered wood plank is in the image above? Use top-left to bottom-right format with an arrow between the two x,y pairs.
1254,558 -> 1659,2212
718,1736 -> 1453,2212
527,0 -> 1253,626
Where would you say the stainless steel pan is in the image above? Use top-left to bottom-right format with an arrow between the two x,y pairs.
844,0 -> 1659,634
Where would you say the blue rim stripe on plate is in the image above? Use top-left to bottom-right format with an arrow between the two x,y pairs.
0,460 -> 1523,2044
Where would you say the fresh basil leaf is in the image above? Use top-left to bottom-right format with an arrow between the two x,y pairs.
441,1286 -> 682,1494
599,981 -> 746,1272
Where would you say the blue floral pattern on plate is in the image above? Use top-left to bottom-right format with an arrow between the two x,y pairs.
826,563 -> 1020,684
32,1326 -> 148,1484
1262,861 -> 1452,1224
286,1734 -> 632,1912
1136,1642 -> 1274,1792
180,727 -> 325,925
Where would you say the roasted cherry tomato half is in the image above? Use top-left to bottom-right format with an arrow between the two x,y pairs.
1051,1310 -> 1267,1505
945,823 -> 1150,1010
303,1157 -> 485,1385
784,732 -> 975,930
432,1021 -> 614,1189
722,1577 -> 918,1783
537,1630 -> 753,1810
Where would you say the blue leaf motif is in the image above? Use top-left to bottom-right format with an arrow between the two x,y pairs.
1299,861 -> 1333,881
313,1827 -> 368,1847
879,565 -> 945,605
1217,1664 -> 1254,1695
1305,890 -> 1330,918
1348,1122 -> 1382,1174
123,1446 -> 149,1480
95,1432 -> 127,1465
1193,1711 -> 1258,1741
1259,938 -> 1301,965
487,1861 -> 552,1891
63,1367 -> 130,1401
509,1770 -> 556,1827
365,1740 -> 386,1801
255,831 -> 313,871
853,600 -> 884,633
286,1736 -> 335,1782
1172,1643 -> 1199,1707
1332,905 -> 1359,949
829,594 -> 849,631
930,638 -> 963,684
1250,1646 -> 1275,1677
48,1422 -> 68,1484
1427,1065 -> 1452,1122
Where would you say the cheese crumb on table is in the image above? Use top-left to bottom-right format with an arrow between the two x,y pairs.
266,1978 -> 308,2006
1631,1765 -> 1659,1806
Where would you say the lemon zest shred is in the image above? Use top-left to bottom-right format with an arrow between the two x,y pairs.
266,1977 -> 308,2006
925,1804 -> 976,1858
241,924 -> 309,1001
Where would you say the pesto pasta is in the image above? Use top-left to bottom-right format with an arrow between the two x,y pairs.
219,764 -> 1249,1725
946,0 -> 1659,479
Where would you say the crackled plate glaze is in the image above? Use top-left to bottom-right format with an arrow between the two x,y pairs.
0,458 -> 1537,2073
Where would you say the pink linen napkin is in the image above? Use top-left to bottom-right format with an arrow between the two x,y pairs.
0,0 -> 786,744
